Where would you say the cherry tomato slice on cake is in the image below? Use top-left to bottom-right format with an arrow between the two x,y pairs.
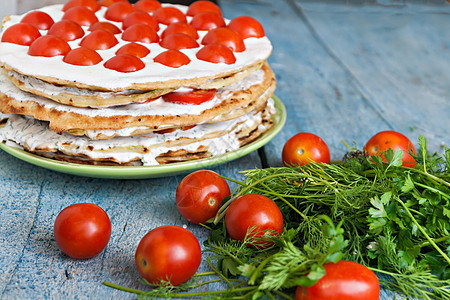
186,1 -> 222,17
104,1 -> 136,22
196,44 -> 236,64
161,22 -> 199,40
202,27 -> 246,52
160,33 -> 199,50
54,203 -> 111,259
153,7 -> 187,25
363,130 -> 417,167
88,22 -> 122,34
176,170 -> 230,224
225,193 -> 283,249
63,6 -> 99,26
122,24 -> 159,44
295,260 -> 380,300
1,23 -> 41,46
134,0 -> 162,13
228,16 -> 265,39
116,42 -> 150,58
98,0 -> 128,7
162,89 -> 216,105
28,35 -> 71,57
21,11 -> 54,30
48,20 -> 85,42
62,0 -> 101,12
63,47 -> 102,66
80,30 -> 118,50
122,11 -> 159,31
282,132 -> 330,166
190,12 -> 225,31
104,54 -> 145,73
153,49 -> 191,68
135,225 -> 201,286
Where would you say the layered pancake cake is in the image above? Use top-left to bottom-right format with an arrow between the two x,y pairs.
0,0 -> 278,166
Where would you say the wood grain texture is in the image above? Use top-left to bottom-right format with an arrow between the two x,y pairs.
0,0 -> 449,298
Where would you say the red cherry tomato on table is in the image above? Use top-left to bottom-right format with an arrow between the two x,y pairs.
282,132 -> 330,166
363,130 -> 417,167
62,0 -> 101,12
228,16 -> 265,39
135,225 -> 202,286
153,7 -> 187,25
53,203 -> 111,259
196,44 -> 236,64
186,1 -> 222,17
160,33 -> 199,50
202,27 -> 246,52
295,260 -> 380,300
80,30 -> 118,50
134,0 -> 162,13
63,47 -> 102,66
162,89 -> 216,105
48,20 -> 85,42
190,12 -> 226,31
104,54 -> 145,73
28,35 -> 71,57
1,23 -> 41,46
176,170 -> 230,224
62,6 -> 99,26
21,11 -> 54,30
153,50 -> 191,68
116,42 -> 150,58
225,194 -> 283,249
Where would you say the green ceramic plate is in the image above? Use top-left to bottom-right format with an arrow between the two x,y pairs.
0,96 -> 286,179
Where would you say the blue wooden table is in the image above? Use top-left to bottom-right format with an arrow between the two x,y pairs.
0,0 -> 449,298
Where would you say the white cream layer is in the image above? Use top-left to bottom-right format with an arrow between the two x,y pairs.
0,4 -> 272,90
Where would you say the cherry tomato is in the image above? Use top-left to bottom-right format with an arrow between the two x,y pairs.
135,225 -> 201,286
153,49 -> 191,68
1,23 -> 41,46
228,16 -> 265,39
225,194 -> 283,249
282,132 -> 330,166
363,130 -> 417,167
80,30 -> 118,50
98,0 -> 128,7
116,42 -> 150,58
62,0 -> 101,12
28,35 -> 71,57
196,44 -> 236,64
122,24 -> 159,44
20,11 -> 54,30
160,33 -> 199,50
104,2 -> 136,22
48,20 -> 85,42
134,0 -> 162,13
161,22 -> 199,40
88,22 -> 122,34
162,89 -> 216,105
202,27 -> 245,52
122,11 -> 159,31
295,261 -> 380,300
62,6 -> 99,26
190,12 -> 225,31
153,7 -> 187,25
186,1 -> 222,17
53,203 -> 111,259
63,47 -> 102,66
176,170 -> 230,224
104,54 -> 145,73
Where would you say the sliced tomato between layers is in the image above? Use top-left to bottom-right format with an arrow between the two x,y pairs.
162,89 -> 217,105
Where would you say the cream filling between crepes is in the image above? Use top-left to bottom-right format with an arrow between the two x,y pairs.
0,98 -> 275,166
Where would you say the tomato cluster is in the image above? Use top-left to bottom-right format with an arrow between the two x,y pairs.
282,130 -> 417,168
1,0 -> 267,74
